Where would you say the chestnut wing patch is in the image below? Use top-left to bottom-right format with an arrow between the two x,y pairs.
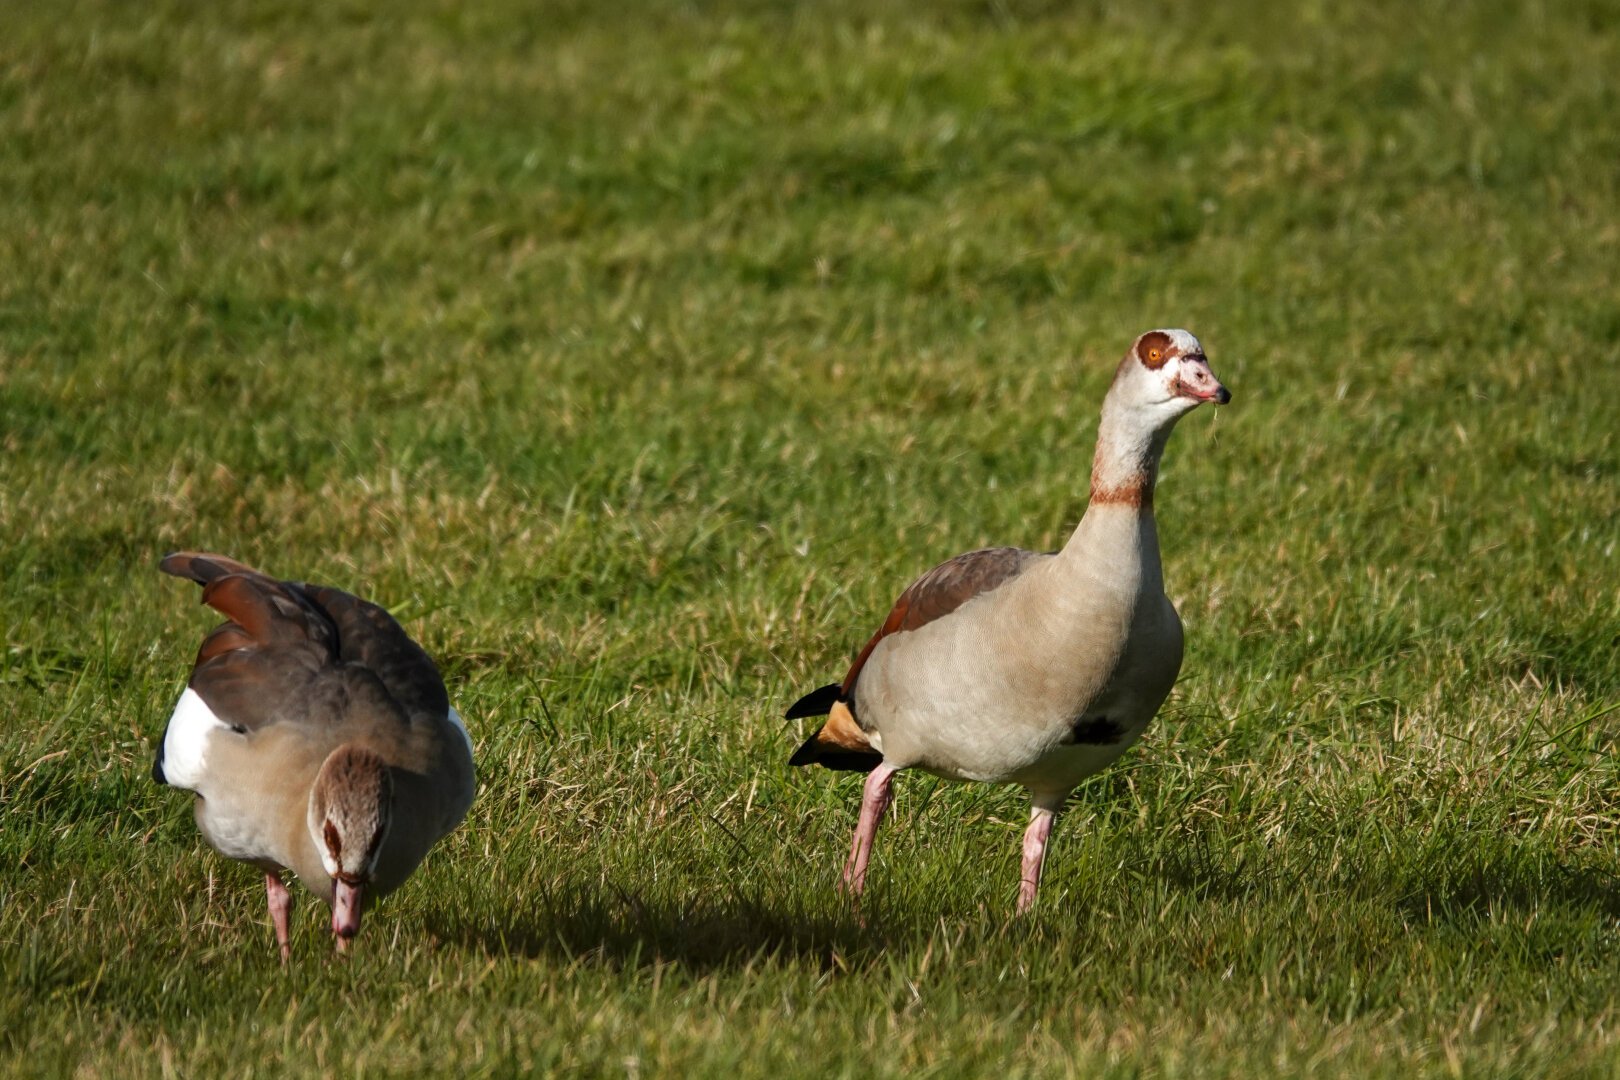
162,554 -> 341,733
841,546 -> 1048,697
159,552 -> 440,738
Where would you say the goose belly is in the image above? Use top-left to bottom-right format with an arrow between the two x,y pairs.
858,593 -> 1180,788
1002,707 -> 1155,791
899,692 -> 1159,787
194,794 -> 289,866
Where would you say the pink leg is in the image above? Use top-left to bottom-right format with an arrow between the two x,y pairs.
1017,802 -> 1060,915
265,870 -> 292,964
841,762 -> 899,897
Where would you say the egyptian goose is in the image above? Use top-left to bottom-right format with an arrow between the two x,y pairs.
786,329 -> 1229,912
152,553 -> 475,959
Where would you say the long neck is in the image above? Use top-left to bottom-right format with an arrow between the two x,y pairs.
1059,395 -> 1176,591
1087,396 -> 1172,508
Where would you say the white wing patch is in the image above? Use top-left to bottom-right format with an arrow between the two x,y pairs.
161,687 -> 232,792
446,705 -> 474,758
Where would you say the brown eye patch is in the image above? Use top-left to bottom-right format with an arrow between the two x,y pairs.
1137,331 -> 1173,368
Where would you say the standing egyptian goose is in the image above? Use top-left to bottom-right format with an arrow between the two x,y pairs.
786,329 -> 1229,912
152,553 -> 475,959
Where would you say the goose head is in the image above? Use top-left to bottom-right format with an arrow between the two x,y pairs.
307,745 -> 393,943
1113,328 -> 1231,422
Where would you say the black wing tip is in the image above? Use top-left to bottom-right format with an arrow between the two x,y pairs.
787,727 -> 882,773
784,683 -> 843,720
787,731 -> 821,766
151,746 -> 168,785
818,753 -> 883,773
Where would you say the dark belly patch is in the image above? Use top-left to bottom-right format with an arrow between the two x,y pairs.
1069,716 -> 1124,744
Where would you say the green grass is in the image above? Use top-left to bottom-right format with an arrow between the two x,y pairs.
3,0 -> 1619,1073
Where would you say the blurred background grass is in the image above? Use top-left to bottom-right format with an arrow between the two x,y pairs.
2,0 -> 1618,1074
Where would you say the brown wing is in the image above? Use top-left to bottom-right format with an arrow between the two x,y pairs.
840,546 -> 1047,698
159,552 -> 442,730
160,553 -> 344,732
303,585 -> 449,723
784,546 -> 1047,771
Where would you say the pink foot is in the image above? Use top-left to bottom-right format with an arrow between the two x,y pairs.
265,870 -> 292,964
841,763 -> 899,899
1017,803 -> 1059,915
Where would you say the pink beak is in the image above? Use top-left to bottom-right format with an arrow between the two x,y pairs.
1175,358 -> 1231,405
331,879 -> 364,940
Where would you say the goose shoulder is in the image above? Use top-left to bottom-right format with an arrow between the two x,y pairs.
845,546 -> 1052,700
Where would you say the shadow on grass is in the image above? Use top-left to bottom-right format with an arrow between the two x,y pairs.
426,885 -> 920,972
1386,859 -> 1620,925
417,867 -> 1043,971
1154,838 -> 1620,924
426,833 -> 1620,973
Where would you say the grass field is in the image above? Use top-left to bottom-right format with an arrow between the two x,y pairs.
3,0 -> 1620,1073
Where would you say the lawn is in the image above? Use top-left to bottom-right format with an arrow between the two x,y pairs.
3,0 -> 1619,1074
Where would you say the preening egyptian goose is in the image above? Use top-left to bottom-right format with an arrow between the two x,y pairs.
786,329 -> 1229,912
153,553 -> 475,959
